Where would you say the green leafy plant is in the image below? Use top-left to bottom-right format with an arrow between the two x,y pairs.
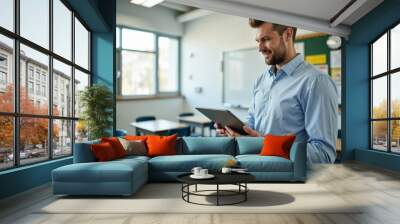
79,84 -> 113,140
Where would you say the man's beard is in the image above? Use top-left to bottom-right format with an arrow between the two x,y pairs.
265,38 -> 287,65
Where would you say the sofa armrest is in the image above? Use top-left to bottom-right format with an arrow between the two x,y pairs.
73,140 -> 100,163
289,141 -> 307,181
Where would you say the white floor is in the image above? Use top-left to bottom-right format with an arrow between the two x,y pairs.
1,162 -> 400,224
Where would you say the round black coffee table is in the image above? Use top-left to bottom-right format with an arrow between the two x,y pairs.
177,173 -> 255,206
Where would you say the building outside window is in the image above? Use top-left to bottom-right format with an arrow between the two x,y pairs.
116,27 -> 180,97
370,23 -> 400,153
0,0 -> 91,170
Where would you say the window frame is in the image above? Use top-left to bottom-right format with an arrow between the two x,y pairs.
116,25 -> 181,99
0,0 -> 92,171
370,20 -> 400,154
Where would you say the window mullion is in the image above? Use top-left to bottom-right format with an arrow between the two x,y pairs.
14,0 -> 20,167
388,29 -> 391,152
155,34 -> 159,95
49,0 -> 53,160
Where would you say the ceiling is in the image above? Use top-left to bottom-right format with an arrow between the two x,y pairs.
165,0 -> 384,37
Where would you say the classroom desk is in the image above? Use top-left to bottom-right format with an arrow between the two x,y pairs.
178,115 -> 213,136
130,119 -> 189,135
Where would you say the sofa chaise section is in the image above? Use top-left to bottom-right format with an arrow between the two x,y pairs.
52,142 -> 149,196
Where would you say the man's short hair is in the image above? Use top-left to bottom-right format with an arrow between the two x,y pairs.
249,19 -> 297,42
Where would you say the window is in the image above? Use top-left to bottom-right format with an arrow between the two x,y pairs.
75,17 -> 89,70
0,54 -> 7,67
20,0 -> 49,49
53,0 -> 72,60
116,27 -> 180,97
28,81 -> 34,94
42,85 -> 46,97
0,0 -> 91,170
370,23 -> 400,153
36,84 -> 41,95
28,67 -> 34,80
0,0 -> 14,32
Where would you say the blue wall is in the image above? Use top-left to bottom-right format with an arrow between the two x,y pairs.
344,0 -> 400,171
0,0 -> 116,200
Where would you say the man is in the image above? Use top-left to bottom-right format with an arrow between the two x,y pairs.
218,19 -> 338,163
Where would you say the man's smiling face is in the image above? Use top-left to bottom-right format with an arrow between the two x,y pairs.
255,23 -> 287,66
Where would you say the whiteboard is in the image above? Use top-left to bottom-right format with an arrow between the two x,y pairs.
222,48 -> 268,109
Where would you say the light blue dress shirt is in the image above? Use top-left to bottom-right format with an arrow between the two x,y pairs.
247,54 -> 338,163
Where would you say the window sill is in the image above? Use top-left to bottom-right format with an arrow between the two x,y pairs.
0,156 -> 72,175
117,94 -> 184,101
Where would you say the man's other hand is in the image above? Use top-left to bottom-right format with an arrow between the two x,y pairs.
215,123 -> 227,136
224,125 -> 261,137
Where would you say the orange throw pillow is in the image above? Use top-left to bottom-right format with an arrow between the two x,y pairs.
260,134 -> 296,159
101,137 -> 126,158
91,142 -> 117,162
124,135 -> 148,141
146,134 -> 177,157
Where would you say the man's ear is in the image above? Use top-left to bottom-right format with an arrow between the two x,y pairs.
284,28 -> 293,42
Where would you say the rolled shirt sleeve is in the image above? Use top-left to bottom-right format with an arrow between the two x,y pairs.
304,74 -> 338,163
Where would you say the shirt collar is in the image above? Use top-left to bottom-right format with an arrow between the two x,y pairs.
268,53 -> 303,77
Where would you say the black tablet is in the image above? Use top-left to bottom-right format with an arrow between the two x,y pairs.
196,107 -> 248,135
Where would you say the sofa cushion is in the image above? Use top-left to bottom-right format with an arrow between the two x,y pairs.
236,155 -> 293,172
149,154 -> 235,172
260,134 -> 296,159
118,138 -> 147,156
101,137 -> 127,158
147,134 -> 177,157
180,137 -> 235,155
53,159 -> 147,183
236,137 -> 264,155
91,142 -> 118,161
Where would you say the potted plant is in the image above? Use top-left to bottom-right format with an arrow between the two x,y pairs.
79,84 -> 113,140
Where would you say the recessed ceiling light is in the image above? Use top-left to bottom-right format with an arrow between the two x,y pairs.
130,0 -> 147,4
130,0 -> 164,8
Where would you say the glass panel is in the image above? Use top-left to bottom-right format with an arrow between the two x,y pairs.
20,0 -> 49,49
372,121 -> 388,151
158,37 -> 178,92
122,28 -> 155,51
53,119 -> 72,157
116,27 -> 120,48
0,116 -> 13,170
372,33 -> 387,76
0,35 -> 14,113
53,59 -> 72,117
372,77 -> 387,119
391,72 -> 400,118
121,50 -> 155,95
74,18 -> 89,70
75,120 -> 88,143
53,0 -> 72,60
20,44 -> 49,115
74,69 -> 89,118
391,24 -> 400,70
20,117 -> 49,165
391,120 -> 400,153
0,0 -> 14,31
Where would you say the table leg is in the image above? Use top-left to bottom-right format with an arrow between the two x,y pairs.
245,183 -> 247,201
217,184 -> 219,206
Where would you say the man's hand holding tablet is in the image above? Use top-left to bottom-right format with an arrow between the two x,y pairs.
196,107 -> 261,137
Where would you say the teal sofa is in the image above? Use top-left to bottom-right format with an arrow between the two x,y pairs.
52,137 -> 306,196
